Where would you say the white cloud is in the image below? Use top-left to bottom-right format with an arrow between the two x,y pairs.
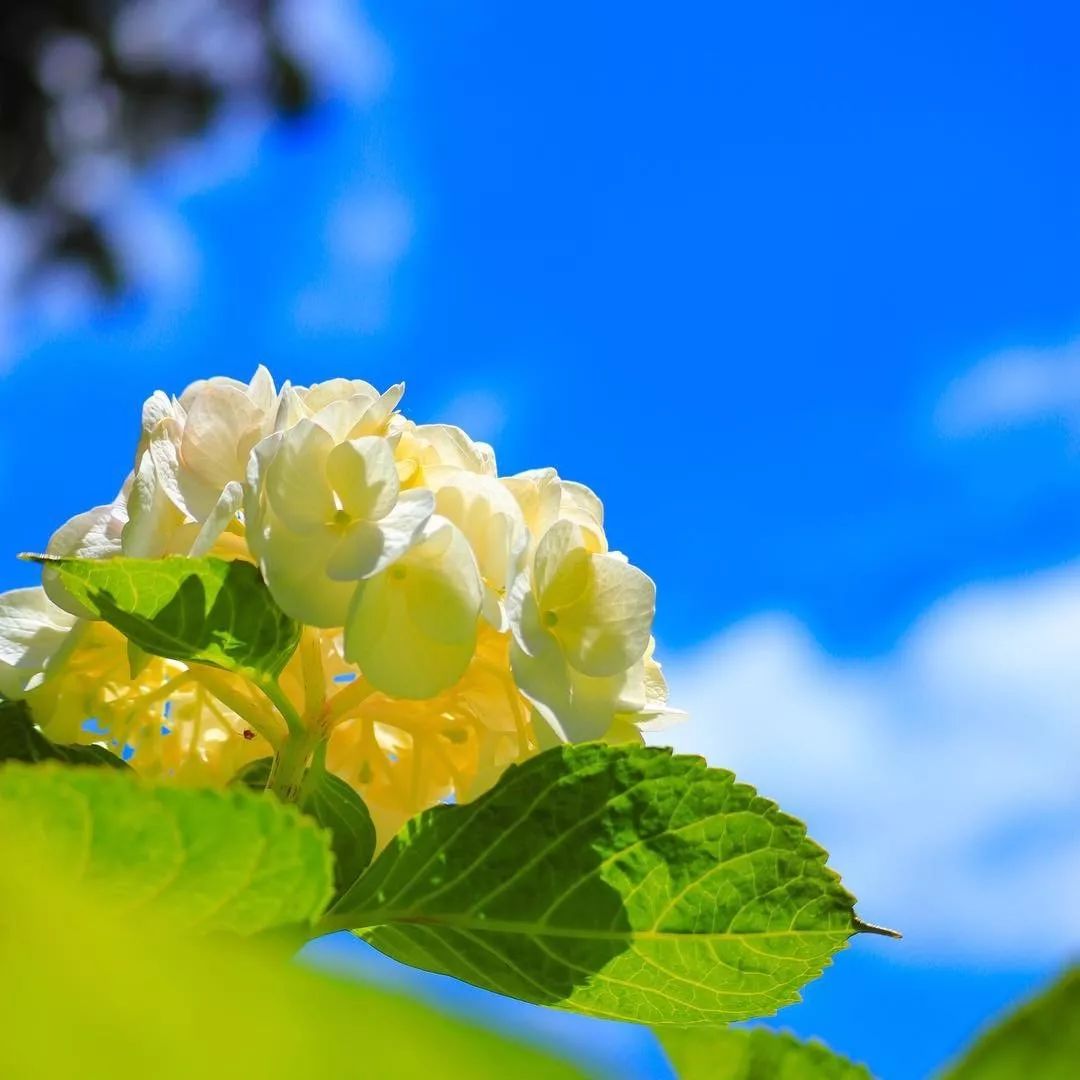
659,564 -> 1080,963
936,338 -> 1080,435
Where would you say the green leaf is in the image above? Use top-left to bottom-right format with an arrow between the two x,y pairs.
234,756 -> 377,901
0,762 -> 334,934
0,697 -> 128,769
325,744 -> 866,1025
303,767 -> 377,899
31,554 -> 300,678
941,966 -> 1080,1079
0,799 -> 583,1080
660,1027 -> 874,1079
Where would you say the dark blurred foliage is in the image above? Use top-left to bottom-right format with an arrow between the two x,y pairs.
0,0 -> 312,292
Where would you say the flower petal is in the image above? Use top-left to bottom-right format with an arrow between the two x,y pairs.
257,509 -> 356,627
0,587 -> 79,698
554,555 -> 655,677
533,519 -> 589,610
325,489 -> 433,582
344,518 -> 482,699
190,481 -> 244,557
325,436 -> 399,521
43,494 -> 127,617
264,419 -> 336,532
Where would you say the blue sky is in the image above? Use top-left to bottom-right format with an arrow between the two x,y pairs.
2,2 -> 1079,1076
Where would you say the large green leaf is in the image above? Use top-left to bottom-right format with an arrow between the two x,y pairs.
941,966 -> 1080,1079
324,744 -> 871,1025
234,756 -> 377,900
660,1027 -> 873,1079
0,800 -> 583,1080
31,554 -> 300,678
0,698 -> 128,769
0,763 -> 333,934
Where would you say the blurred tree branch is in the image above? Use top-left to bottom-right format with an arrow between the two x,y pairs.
0,0 -> 312,292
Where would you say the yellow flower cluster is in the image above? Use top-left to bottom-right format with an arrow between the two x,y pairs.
0,371 -> 681,845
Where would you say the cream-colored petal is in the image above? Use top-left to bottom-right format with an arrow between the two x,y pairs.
258,511 -> 356,627
502,467 -> 561,538
344,518 -> 482,699
559,479 -> 607,552
326,489 -> 433,581
533,520 -> 589,611
406,422 -> 493,474
180,383 -> 263,493
145,418 -> 188,516
264,419 -> 336,532
324,522 -> 387,583
310,385 -> 401,443
554,555 -> 655,677
429,468 -> 527,596
43,495 -> 127,616
121,447 -> 188,559
0,587 -> 79,698
504,569 -> 534,654
300,377 -> 380,413
480,584 -> 506,630
139,390 -> 183,448
178,374 -> 248,409
511,636 -> 642,744
346,383 -> 405,438
246,364 -> 278,414
46,497 -> 126,562
326,436 -> 400,521
273,385 -> 311,432
190,481 -> 244,557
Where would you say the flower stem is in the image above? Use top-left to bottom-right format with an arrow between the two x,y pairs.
268,727 -> 321,803
298,627 -> 327,721
188,665 -> 284,748
322,675 -> 376,729
256,675 -> 305,737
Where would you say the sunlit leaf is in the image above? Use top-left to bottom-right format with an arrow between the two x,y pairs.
0,795 -> 582,1080
941,966 -> 1080,1080
234,756 -> 376,900
30,554 -> 300,678
326,744 -> 870,1025
0,763 -> 333,934
660,1026 -> 873,1079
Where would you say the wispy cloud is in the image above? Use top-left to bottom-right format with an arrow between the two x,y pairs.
660,565 -> 1080,962
936,338 -> 1080,435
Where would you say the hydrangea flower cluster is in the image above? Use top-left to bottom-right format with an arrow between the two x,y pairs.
0,370 -> 681,842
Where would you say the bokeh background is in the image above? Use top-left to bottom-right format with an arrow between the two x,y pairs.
2,3 -> 1077,1077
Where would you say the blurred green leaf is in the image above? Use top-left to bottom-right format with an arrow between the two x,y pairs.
234,756 -> 377,901
0,698 -> 128,769
660,1026 -> 873,1079
327,743 -> 865,1025
941,966 -> 1080,1079
0,789 -> 583,1080
32,555 -> 300,678
0,763 -> 333,934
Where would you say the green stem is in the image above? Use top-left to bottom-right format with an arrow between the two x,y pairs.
268,727 -> 321,803
299,739 -> 329,804
257,676 -> 305,737
188,665 -> 283,748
